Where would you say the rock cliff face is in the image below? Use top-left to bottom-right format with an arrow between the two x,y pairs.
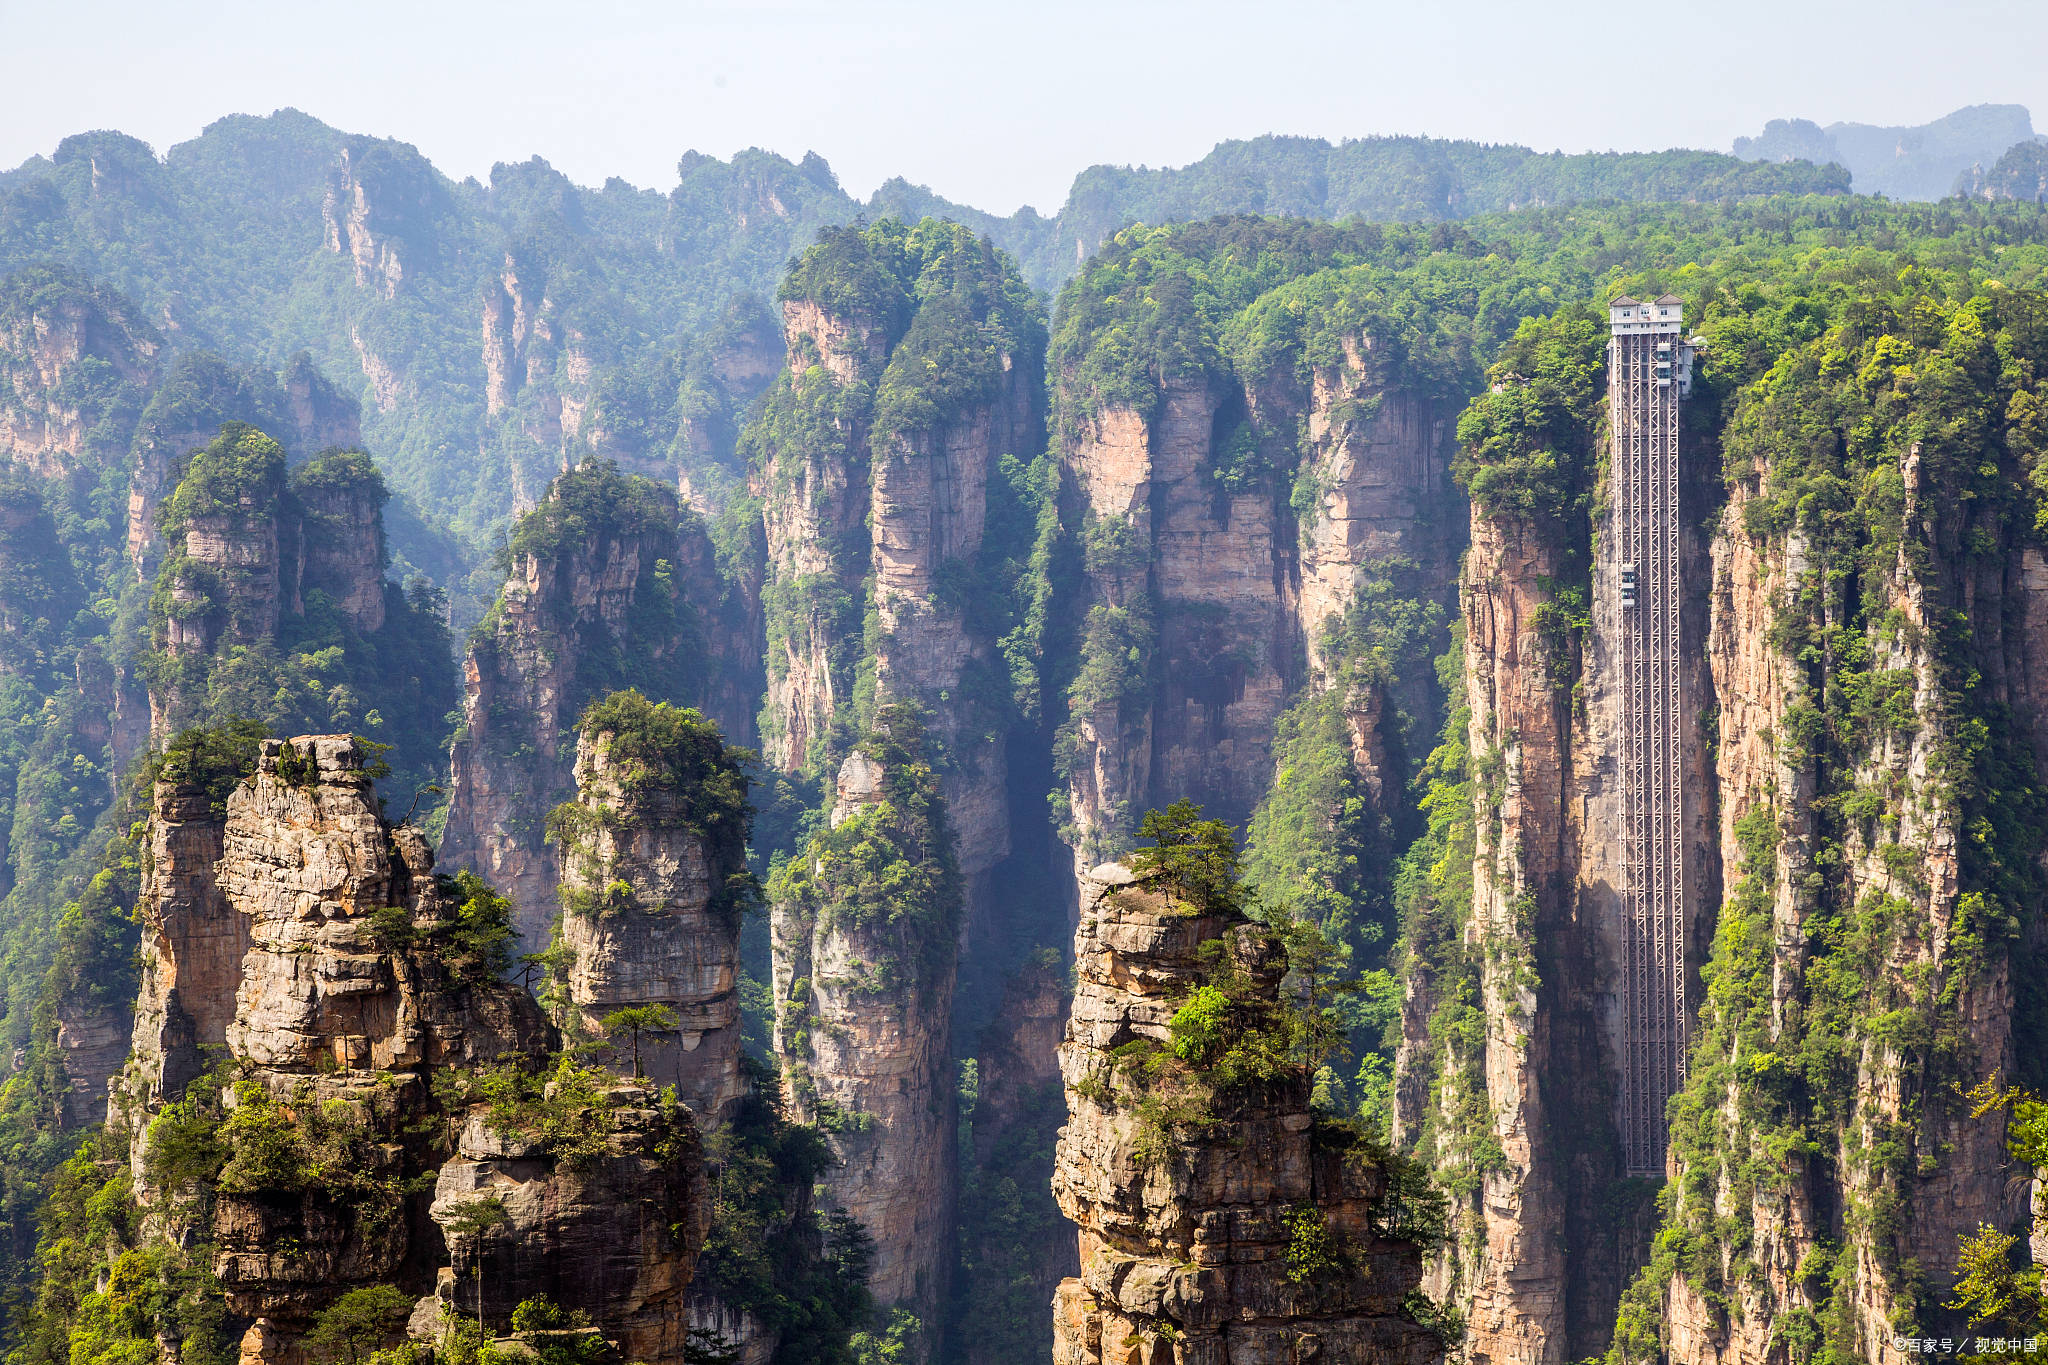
147,431 -> 392,736
430,1092 -> 707,1364
123,353 -> 363,576
110,738 -> 548,1350
1054,311 -> 1460,904
322,138 -> 450,300
554,696 -> 752,1120
751,224 -> 1046,1347
120,773 -> 240,1110
105,734 -> 717,1365
753,222 -> 1042,898
1402,498 -> 1700,1365
480,247 -> 604,461
440,461 -> 749,948
0,267 -> 160,479
1413,294 -> 2048,1364
771,716 -> 962,1337
1644,436 -> 2048,1362
1050,863 -> 1444,1365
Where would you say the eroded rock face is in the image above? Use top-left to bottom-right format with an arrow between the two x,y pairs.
322,139 -> 447,300
754,228 -> 1040,907
111,736 -> 559,1359
121,776 -> 241,1109
295,466 -> 387,633
1058,353 -> 1458,904
0,270 -> 160,478
1050,864 -> 1442,1365
431,1093 -> 707,1365
557,721 -> 748,1120
1651,452 -> 2043,1365
1395,449 -> 1716,1363
148,435 -> 394,738
440,469 -> 748,949
771,741 -> 959,1332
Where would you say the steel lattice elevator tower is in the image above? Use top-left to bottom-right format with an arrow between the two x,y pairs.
1608,294 -> 1694,1177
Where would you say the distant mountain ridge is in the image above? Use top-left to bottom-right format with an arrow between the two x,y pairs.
0,112 -> 1845,541
1733,102 -> 2044,200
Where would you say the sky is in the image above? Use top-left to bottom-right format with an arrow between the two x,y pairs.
3,0 -> 2045,214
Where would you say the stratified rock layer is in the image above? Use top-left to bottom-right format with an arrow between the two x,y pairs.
1051,863 -> 1443,1365
440,465 -> 748,948
557,716 -> 748,1120
108,735 -> 708,1365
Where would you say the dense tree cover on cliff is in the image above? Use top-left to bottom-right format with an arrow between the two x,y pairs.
143,423 -> 458,805
0,111 -> 1850,537
767,706 -> 962,1003
743,216 -> 1046,784
9,164 -> 2048,1364
1591,277 -> 2048,1363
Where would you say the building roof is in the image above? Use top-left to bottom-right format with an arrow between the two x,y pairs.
1653,293 -> 1683,305
1610,295 -> 1642,307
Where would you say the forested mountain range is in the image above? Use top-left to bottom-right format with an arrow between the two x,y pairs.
0,111 -> 1845,550
2,97 -> 2048,1365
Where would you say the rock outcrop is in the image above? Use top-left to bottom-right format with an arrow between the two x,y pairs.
430,1089 -> 707,1364
0,266 -> 160,479
771,713 -> 962,1339
110,737 -> 551,1350
554,693 -> 752,1120
1406,294 -> 2048,1364
752,223 -> 1045,1346
1050,862 -> 1443,1365
105,734 -> 718,1365
123,352 -> 363,576
1647,430 -> 2046,1360
146,430 -> 394,736
753,221 -> 1042,902
322,137 -> 451,300
441,460 -> 750,948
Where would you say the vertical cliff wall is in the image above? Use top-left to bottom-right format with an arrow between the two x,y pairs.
750,219 -> 1044,899
1392,283 -> 2048,1364
748,221 -> 1047,1352
553,690 -> 753,1120
1610,293 -> 2048,1363
769,709 -> 963,1338
1045,224 -> 1466,916
95,733 -> 723,1365
1389,308 -> 1713,1364
136,428 -> 457,813
440,458 -> 749,948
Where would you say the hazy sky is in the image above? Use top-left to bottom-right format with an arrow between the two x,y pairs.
3,0 -> 2045,213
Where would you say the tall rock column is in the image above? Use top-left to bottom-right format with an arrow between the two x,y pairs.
1056,381 -> 1290,887
752,221 -> 1043,900
770,708 -> 961,1339
1631,314 -> 2048,1362
1050,861 -> 1444,1365
117,766 -> 241,1112
110,735 -> 561,1359
108,733 -> 717,1365
750,224 -> 1046,1351
1382,307 -> 1722,1364
553,691 -> 754,1120
441,459 -> 746,948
